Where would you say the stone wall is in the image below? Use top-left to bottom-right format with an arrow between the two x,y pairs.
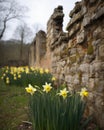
29,30 -> 46,67
29,0 -> 104,128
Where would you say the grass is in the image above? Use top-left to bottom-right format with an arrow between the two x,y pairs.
0,81 -> 30,130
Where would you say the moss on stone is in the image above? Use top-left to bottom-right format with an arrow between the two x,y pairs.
78,71 -> 82,84
70,55 -> 77,64
60,47 -> 69,58
87,44 -> 94,55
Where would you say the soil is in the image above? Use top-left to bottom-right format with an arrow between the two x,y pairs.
17,121 -> 32,130
17,120 -> 100,130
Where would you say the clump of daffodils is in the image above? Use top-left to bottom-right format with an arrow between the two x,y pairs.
25,82 -> 89,101
25,84 -> 90,130
1,66 -> 54,87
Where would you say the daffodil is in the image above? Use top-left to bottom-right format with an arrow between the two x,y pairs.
1,76 -> 4,80
18,74 -> 21,78
40,68 -> 44,74
3,73 -> 6,76
52,77 -> 56,81
58,88 -> 69,99
45,69 -> 49,73
14,76 -> 17,80
25,67 -> 29,74
25,84 -> 37,95
43,82 -> 52,93
6,77 -> 10,84
80,88 -> 89,99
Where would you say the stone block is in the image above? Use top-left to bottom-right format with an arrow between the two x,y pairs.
99,45 -> 104,58
92,39 -> 101,46
73,74 -> 80,85
60,60 -> 66,67
81,74 -> 89,86
68,23 -> 80,38
79,63 -> 90,73
93,27 -> 101,40
70,48 -> 77,55
82,14 -> 91,27
88,78 -> 95,90
69,64 -> 77,73
65,75 -> 73,83
89,0 -> 97,5
69,2 -> 82,18
67,11 -> 83,30
92,6 -> 104,21
77,30 -> 86,44
97,80 -> 104,92
64,66 -> 70,74
92,62 -> 101,72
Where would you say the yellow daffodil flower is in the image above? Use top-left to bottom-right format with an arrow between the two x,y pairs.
58,88 -> 69,99
1,76 -> 4,80
3,73 -> 6,76
40,68 -> 44,74
25,68 -> 29,74
14,76 -> 17,80
52,77 -> 56,81
43,82 -> 52,93
18,74 -> 21,78
45,69 -> 49,73
6,77 -> 10,84
80,88 -> 89,99
25,84 -> 37,95
5,70 -> 8,73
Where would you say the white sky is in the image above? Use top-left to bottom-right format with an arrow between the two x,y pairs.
4,0 -> 80,40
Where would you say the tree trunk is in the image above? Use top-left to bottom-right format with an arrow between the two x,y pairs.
0,20 -> 6,39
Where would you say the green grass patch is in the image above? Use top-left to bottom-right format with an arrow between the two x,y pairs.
0,81 -> 29,130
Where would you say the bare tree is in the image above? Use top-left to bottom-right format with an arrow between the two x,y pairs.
14,23 -> 33,61
0,0 -> 27,39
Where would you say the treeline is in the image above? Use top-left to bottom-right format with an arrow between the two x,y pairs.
0,40 -> 30,67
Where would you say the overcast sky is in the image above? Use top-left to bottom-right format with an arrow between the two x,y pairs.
4,0 -> 80,40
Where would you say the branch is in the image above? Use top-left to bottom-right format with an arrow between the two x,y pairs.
0,20 -> 6,39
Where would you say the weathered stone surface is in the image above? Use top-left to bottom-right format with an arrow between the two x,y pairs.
51,5 -> 64,21
69,2 -> 82,18
82,14 -> 91,27
68,23 -> 80,38
97,80 -> 104,92
99,45 -> 104,58
90,0 -> 96,4
65,75 -> 73,83
79,63 -> 90,73
93,27 -> 102,40
70,48 -> 77,55
91,6 -> 104,21
77,30 -> 86,44
66,11 -> 83,30
73,74 -> 80,85
88,78 -> 95,90
92,39 -> 101,47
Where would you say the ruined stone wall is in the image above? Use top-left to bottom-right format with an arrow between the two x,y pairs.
29,0 -> 104,128
47,0 -> 104,129
29,40 -> 36,66
29,30 -> 46,67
